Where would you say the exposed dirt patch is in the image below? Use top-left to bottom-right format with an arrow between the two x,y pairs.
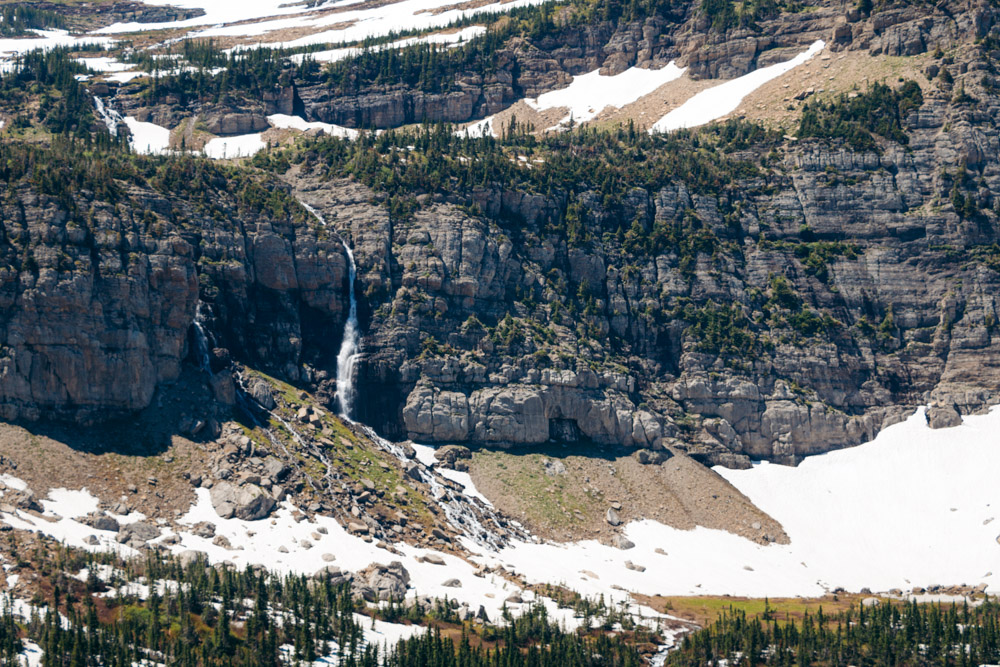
0,367 -> 221,521
734,49 -> 935,131
468,444 -> 787,545
636,593 -> 873,628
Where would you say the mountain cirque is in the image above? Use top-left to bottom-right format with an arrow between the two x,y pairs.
1,0 -> 999,468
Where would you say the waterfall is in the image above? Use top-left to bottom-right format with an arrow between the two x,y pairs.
93,95 -> 123,136
300,201 -> 361,419
192,302 -> 212,373
336,243 -> 360,419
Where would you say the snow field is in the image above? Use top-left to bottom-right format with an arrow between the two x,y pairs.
268,113 -> 359,140
651,40 -> 825,133
123,117 -> 172,155
289,25 -> 487,64
94,0 -> 549,52
488,407 -> 1000,598
526,61 -> 686,129
203,132 -> 267,159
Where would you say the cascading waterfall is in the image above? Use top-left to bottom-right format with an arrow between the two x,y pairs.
300,201 -> 360,419
299,198 -> 521,549
192,302 -> 212,373
93,95 -> 123,136
336,243 -> 360,419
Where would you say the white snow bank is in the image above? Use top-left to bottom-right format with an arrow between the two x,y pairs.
268,114 -> 358,139
203,133 -> 266,159
124,117 -> 171,155
290,25 -> 487,64
208,0 -> 546,48
526,61 -> 685,129
76,56 -> 134,73
165,489 -> 544,624
93,0 -> 328,34
717,406 -> 1000,595
0,483 -> 141,557
0,29 -> 113,63
651,40 -> 824,133
491,406 -> 1000,598
460,114 -> 497,138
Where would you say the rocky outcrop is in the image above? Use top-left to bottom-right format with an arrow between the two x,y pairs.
351,561 -> 410,602
210,481 -> 276,520
0,171 -> 349,422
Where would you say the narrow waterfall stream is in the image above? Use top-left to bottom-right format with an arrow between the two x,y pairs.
300,201 -> 360,418
336,242 -> 360,419
299,198 -> 526,549
192,302 -> 212,373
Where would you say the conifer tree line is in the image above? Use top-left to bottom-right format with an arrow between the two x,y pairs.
666,599 -> 1000,666
0,544 -> 650,666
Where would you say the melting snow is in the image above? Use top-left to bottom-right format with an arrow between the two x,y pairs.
651,40 -> 825,133
289,25 -> 487,64
268,113 -> 359,139
491,406 -> 1000,598
193,0 -> 546,48
526,61 -> 685,129
93,0 -> 332,34
124,117 -> 171,155
0,29 -> 113,65
203,132 -> 267,159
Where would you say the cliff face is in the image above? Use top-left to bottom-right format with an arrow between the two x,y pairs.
4,0 -> 1000,469
290,20 -> 1000,465
0,169 -> 348,423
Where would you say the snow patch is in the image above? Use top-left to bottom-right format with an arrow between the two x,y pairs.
290,25 -> 487,64
526,61 -> 685,129
651,40 -> 824,133
124,117 -> 171,155
268,113 -> 358,139
492,406 -> 1000,598
203,132 -> 266,159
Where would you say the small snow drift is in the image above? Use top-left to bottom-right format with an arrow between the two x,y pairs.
651,40 -> 825,133
268,114 -> 358,139
526,61 -> 686,129
203,133 -> 266,159
124,117 -> 171,155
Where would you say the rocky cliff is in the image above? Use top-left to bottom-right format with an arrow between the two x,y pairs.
289,9 -> 1000,465
4,0 -> 1000,470
0,157 -> 348,422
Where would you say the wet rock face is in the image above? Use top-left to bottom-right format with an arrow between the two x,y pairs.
0,177 -> 348,423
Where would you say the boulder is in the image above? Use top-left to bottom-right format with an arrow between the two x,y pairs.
926,403 -> 962,429
82,512 -> 120,532
434,444 -> 472,470
314,565 -> 352,585
210,482 -> 276,521
612,534 -> 635,550
178,550 -> 207,568
262,457 -> 290,481
353,561 -> 410,601
117,522 -> 161,544
633,449 -> 671,465
192,521 -> 216,538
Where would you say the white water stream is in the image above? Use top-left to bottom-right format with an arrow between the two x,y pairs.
300,201 -> 360,418
299,198 -> 526,549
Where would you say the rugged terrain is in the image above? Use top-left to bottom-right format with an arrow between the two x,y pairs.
0,0 -> 998,661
